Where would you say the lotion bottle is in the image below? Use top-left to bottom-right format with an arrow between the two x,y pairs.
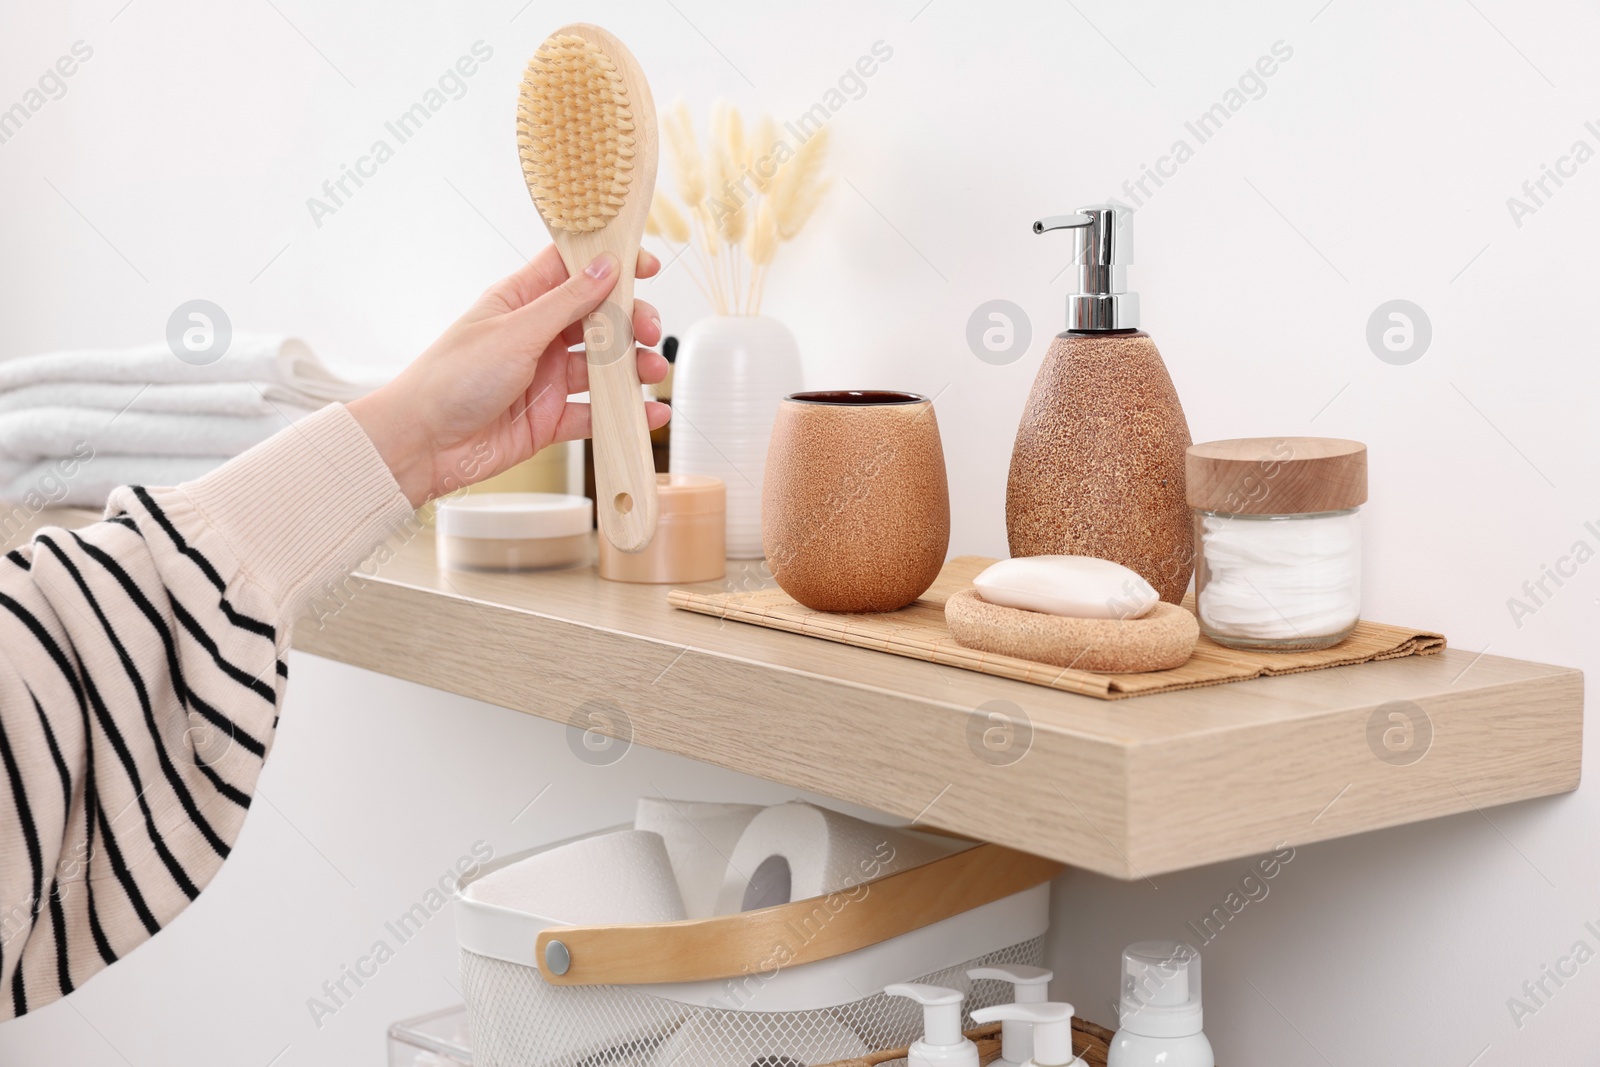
886,983 -> 980,1067
969,1001 -> 1088,1067
967,964 -> 1053,1066
1006,205 -> 1193,603
1107,940 -> 1214,1067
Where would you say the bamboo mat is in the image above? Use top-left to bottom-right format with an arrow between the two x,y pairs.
669,556 -> 1446,700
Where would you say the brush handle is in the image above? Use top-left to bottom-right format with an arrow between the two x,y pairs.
584,259 -> 659,552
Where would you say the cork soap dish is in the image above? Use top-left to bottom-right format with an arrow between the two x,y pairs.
945,554 -> 1199,673
945,590 -> 1198,673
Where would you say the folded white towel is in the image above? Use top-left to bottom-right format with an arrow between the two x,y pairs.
0,336 -> 376,401
0,455 -> 224,509
0,405 -> 315,463
0,381 -> 335,418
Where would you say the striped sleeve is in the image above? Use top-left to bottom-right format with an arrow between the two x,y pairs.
0,403 -> 413,1018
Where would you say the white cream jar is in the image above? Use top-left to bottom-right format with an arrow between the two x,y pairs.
435,492 -> 592,572
1187,437 -> 1367,651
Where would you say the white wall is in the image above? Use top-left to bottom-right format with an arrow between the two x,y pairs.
1,0 -> 1596,1063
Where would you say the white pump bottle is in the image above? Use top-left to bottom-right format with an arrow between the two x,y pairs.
969,1002 -> 1088,1067
886,983 -> 980,1067
1107,940 -> 1214,1067
967,964 -> 1053,1067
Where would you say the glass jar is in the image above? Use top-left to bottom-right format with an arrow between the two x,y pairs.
1186,437 -> 1367,651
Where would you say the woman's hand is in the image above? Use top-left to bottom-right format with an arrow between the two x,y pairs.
349,246 -> 670,506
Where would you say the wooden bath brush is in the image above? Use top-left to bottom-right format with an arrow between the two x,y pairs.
517,24 -> 659,551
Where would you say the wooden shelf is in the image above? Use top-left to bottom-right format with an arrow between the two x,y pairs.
294,530 -> 1584,880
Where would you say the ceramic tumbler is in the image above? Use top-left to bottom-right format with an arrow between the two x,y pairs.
762,391 -> 950,612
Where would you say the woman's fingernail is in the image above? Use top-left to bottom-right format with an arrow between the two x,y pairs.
585,253 -> 617,280
650,315 -> 662,333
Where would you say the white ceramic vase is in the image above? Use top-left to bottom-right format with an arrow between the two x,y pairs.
669,316 -> 804,559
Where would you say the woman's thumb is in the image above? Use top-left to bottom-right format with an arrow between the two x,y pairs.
511,252 -> 618,339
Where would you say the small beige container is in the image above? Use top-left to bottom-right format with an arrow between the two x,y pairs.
598,473 -> 725,584
436,493 -> 592,572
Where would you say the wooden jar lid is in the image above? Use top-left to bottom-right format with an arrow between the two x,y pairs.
1186,437 -> 1367,515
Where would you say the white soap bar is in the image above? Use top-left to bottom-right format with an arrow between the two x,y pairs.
974,555 -> 1160,620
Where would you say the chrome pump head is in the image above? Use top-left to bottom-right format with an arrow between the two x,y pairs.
1034,204 -> 1139,332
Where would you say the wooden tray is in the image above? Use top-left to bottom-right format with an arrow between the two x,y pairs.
670,556 -> 1445,700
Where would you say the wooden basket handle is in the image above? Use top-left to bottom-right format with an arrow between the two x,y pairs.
534,842 -> 1063,986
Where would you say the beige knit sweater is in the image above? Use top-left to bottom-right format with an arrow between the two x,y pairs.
0,404 -> 413,1018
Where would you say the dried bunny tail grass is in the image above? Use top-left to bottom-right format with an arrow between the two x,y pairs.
664,99 -> 705,206
703,99 -> 747,244
692,202 -> 731,313
517,34 -> 635,233
648,190 -> 691,243
747,199 -> 778,266
778,174 -> 830,240
749,198 -> 787,313
772,125 -> 831,240
711,140 -> 747,243
745,199 -> 779,313
655,105 -> 832,315
722,104 -> 748,176
750,115 -> 779,190
692,204 -> 720,259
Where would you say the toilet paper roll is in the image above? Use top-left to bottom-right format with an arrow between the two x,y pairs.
649,1010 -> 867,1067
713,802 -> 957,916
635,798 -> 764,920
466,829 -> 687,925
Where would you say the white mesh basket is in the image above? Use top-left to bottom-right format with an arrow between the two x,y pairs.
455,833 -> 1060,1067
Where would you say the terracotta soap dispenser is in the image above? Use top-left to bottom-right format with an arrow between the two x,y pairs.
1007,204 -> 1193,603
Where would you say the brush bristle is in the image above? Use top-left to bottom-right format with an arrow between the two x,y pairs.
517,33 -> 636,233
